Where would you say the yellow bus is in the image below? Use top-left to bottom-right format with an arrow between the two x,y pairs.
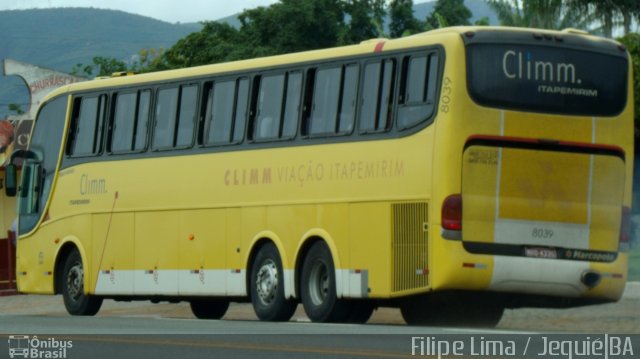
5,26 -> 633,326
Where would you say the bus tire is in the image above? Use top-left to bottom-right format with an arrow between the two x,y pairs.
190,299 -> 229,319
61,249 -> 103,316
250,242 -> 297,321
300,241 -> 350,322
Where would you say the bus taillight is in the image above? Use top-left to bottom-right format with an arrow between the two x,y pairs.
442,194 -> 462,235
619,206 -> 631,252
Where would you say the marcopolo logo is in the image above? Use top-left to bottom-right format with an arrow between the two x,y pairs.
8,335 -> 73,359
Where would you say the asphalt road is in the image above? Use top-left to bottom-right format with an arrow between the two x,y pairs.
0,292 -> 638,358
0,315 -> 536,359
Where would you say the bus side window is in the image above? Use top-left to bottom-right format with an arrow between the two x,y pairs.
152,87 -> 179,150
176,84 -> 198,148
309,67 -> 341,136
68,95 -> 106,156
109,90 -> 151,153
110,92 -> 137,153
359,59 -> 395,133
254,74 -> 284,141
233,78 -> 249,143
151,84 -> 197,150
338,64 -> 358,134
300,68 -> 316,136
250,71 -> 300,142
282,71 -> 301,139
397,52 -> 439,129
204,77 -> 250,146
305,64 -> 358,137
205,80 -> 235,145
133,90 -> 151,151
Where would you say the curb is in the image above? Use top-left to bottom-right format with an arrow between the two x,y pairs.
0,290 -> 18,297
1,284 -> 638,299
623,282 -> 640,299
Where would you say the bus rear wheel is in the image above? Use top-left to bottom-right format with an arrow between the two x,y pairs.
250,243 -> 297,321
300,241 -> 350,323
190,299 -> 229,319
61,249 -> 103,316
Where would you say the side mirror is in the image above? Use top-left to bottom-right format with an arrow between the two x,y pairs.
5,163 -> 17,197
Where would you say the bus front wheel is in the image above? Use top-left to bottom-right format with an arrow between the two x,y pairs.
61,249 -> 103,316
300,241 -> 350,322
190,299 -> 229,319
250,242 -> 297,321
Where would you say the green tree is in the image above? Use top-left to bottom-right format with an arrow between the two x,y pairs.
8,104 -> 24,115
70,63 -> 94,77
617,33 -> 640,146
489,0 -> 590,30
389,0 -> 422,38
131,48 -> 166,73
571,0 -> 640,37
92,56 -> 128,76
425,0 -> 471,30
474,17 -> 490,26
159,21 -> 243,69
70,56 -> 128,78
240,0 -> 345,55
339,0 -> 386,44
617,0 -> 640,35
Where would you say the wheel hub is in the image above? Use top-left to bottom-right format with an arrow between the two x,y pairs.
66,263 -> 84,301
308,261 -> 329,306
256,260 -> 278,305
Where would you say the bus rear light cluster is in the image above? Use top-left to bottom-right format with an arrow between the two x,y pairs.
619,206 -> 631,252
442,194 -> 462,240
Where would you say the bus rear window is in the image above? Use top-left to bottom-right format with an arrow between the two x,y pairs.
466,43 -> 627,116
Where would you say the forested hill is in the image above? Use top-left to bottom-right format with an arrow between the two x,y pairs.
0,8 -> 201,118
0,8 -> 200,72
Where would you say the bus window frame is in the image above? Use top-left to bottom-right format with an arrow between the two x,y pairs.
67,93 -> 108,158
200,76 -> 251,148
304,62 -> 360,139
108,88 -> 153,155
396,51 -> 440,131
249,70 -> 302,144
151,82 -> 200,152
358,57 -> 397,135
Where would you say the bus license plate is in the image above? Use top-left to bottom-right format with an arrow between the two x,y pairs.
525,247 -> 557,259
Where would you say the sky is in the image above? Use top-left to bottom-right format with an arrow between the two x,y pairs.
0,0 -> 282,23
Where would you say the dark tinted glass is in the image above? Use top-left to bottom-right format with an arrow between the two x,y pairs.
467,44 -> 627,116
73,97 -> 99,156
176,85 -> 197,147
153,87 -> 179,149
112,93 -> 136,152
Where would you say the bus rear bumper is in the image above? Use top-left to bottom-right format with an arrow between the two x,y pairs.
487,255 -> 626,301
